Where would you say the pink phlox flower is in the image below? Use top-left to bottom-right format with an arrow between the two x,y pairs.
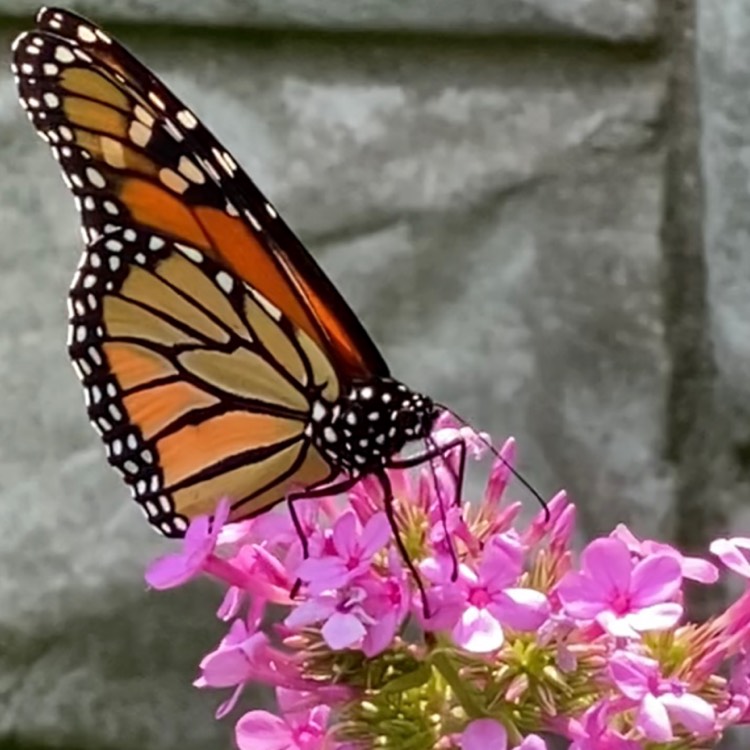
359,551 -> 410,656
250,499 -> 320,548
424,470 -> 475,556
424,535 -> 549,653
613,524 -> 718,584
523,490 -> 571,547
195,619 -> 307,718
710,536 -> 750,579
232,543 -> 295,604
284,582 -> 377,652
460,718 -> 547,750
432,411 -> 490,463
296,510 -> 389,595
145,498 -> 230,590
347,473 -> 388,522
609,651 -> 716,742
418,554 -> 469,631
235,688 -> 333,750
556,537 -> 683,638
216,586 -> 266,628
483,437 -> 516,507
566,701 -> 641,750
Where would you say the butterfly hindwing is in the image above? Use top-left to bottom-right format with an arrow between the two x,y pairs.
68,226 -> 336,534
13,6 -> 388,385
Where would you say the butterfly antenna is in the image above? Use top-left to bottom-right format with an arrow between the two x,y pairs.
435,403 -> 550,522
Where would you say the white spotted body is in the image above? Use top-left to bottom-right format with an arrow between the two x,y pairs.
309,381 -> 436,475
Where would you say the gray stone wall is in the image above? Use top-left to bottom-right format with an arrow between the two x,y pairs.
0,1 -> 747,748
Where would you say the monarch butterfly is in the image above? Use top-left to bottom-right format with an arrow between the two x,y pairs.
11,7 -> 469,552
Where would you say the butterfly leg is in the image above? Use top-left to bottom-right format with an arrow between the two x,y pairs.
389,436 -> 467,582
286,474 -> 362,597
376,468 -> 433,619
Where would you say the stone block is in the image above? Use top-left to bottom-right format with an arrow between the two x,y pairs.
2,0 -> 660,41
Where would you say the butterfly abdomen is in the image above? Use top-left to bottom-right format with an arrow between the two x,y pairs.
307,381 -> 437,475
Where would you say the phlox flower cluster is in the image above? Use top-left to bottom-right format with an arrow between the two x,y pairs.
145,418 -> 750,749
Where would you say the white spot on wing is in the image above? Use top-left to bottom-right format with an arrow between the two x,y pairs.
175,244 -> 203,263
86,167 -> 106,188
55,46 -> 75,63
177,109 -> 198,129
77,25 -> 97,43
149,91 -> 166,111
216,271 -> 233,294
177,156 -> 205,184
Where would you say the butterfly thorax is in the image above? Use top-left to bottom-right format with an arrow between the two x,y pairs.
307,379 -> 437,475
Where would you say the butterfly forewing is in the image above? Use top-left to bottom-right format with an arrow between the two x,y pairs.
13,6 -> 388,384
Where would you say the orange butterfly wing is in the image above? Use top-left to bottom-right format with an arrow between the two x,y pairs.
13,6 -> 388,384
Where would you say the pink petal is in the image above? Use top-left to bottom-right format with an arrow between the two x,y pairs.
596,609 -> 640,639
461,719 -> 507,750
145,552 -> 198,590
490,588 -> 550,631
453,606 -> 504,653
216,683 -> 245,719
217,586 -> 243,621
484,438 -> 515,505
611,523 -> 642,551
660,692 -> 716,735
332,511 -> 358,558
481,534 -> 524,587
630,554 -> 682,607
711,538 -> 750,578
199,647 -> 252,687
222,618 -> 251,647
680,555 -> 719,584
236,710 -> 293,750
581,538 -> 633,593
209,498 -> 231,540
285,596 -> 337,630
624,602 -> 683,632
519,735 -> 547,750
419,586 -> 465,631
321,612 -> 366,650
276,687 -> 307,716
359,512 -> 390,559
557,573 -> 610,619
609,652 -> 654,699
637,694 -> 673,742
362,611 -> 398,657
296,557 -> 349,593
551,502 -> 576,549
184,514 -> 210,549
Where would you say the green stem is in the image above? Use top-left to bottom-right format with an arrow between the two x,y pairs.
431,650 -> 483,719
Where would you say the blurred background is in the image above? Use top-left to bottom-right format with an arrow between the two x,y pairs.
0,0 -> 749,748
